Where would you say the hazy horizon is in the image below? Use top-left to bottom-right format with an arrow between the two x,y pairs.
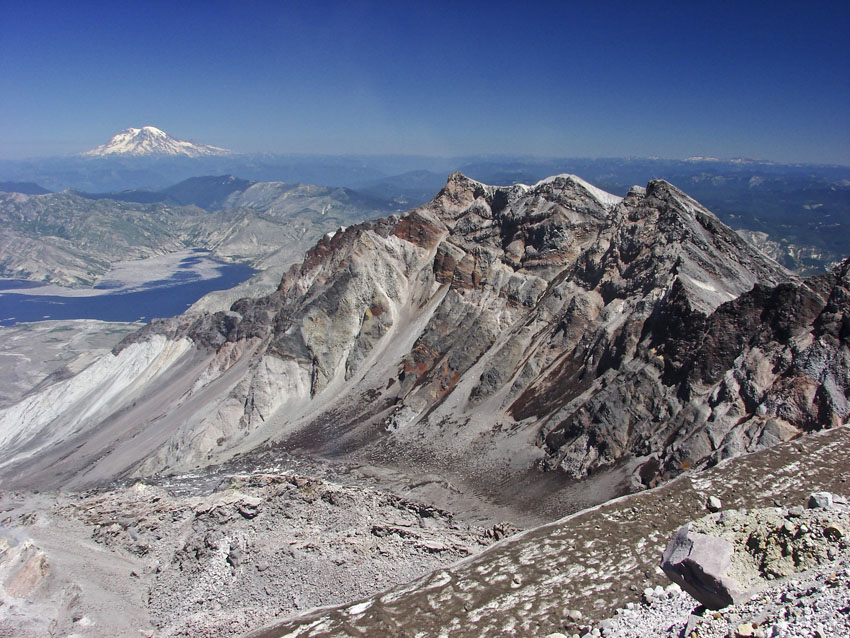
2,1 -> 848,164
5,145 -> 850,169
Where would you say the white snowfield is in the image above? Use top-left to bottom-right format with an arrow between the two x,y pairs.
82,125 -> 231,157
530,173 -> 624,209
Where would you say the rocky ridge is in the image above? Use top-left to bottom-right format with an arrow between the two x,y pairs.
0,173 -> 846,519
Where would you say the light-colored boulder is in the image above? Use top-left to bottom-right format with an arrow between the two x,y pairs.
807,491 -> 833,509
660,523 -> 753,609
707,495 -> 722,512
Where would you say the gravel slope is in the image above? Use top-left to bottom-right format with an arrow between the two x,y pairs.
249,426 -> 850,638
598,554 -> 850,638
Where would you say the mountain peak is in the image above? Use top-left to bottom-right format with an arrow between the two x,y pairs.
137,125 -> 167,136
81,126 -> 231,158
528,173 -> 623,209
437,171 -> 623,214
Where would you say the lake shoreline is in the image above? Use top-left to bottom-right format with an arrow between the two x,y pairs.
0,250 -> 257,326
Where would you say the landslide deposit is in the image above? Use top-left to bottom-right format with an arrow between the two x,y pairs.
0,320 -> 140,408
0,465 -> 495,638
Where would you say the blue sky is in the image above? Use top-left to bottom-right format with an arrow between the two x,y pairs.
1,0 -> 848,163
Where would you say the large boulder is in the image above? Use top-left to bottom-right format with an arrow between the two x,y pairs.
660,523 -> 752,609
662,498 -> 850,611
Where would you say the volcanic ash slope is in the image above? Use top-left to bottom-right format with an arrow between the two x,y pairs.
0,173 -> 847,519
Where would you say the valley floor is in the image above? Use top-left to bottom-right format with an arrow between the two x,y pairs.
0,320 -> 140,408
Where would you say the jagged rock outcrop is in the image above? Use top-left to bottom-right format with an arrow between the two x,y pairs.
0,173 -> 847,508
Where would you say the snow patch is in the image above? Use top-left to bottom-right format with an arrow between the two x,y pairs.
530,174 -> 622,209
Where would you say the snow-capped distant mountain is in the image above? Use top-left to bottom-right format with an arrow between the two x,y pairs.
82,126 -> 231,158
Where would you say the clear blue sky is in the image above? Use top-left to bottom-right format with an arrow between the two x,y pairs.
1,0 -> 848,163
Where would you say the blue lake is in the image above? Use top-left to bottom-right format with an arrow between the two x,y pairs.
0,255 -> 257,326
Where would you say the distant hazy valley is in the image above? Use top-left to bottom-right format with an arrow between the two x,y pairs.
0,174 -> 394,289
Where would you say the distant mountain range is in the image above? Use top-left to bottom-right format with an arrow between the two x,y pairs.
82,126 -> 231,158
0,176 -> 395,286
66,174 -> 257,209
0,181 -> 50,195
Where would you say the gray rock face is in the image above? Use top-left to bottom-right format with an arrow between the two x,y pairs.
661,523 -> 750,609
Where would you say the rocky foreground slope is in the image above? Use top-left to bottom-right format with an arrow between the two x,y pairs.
0,463 -> 498,637
247,425 -> 850,637
1,424 -> 846,637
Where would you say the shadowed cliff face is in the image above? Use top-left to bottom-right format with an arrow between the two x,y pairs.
536,258 -> 849,484
1,173 -> 847,507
